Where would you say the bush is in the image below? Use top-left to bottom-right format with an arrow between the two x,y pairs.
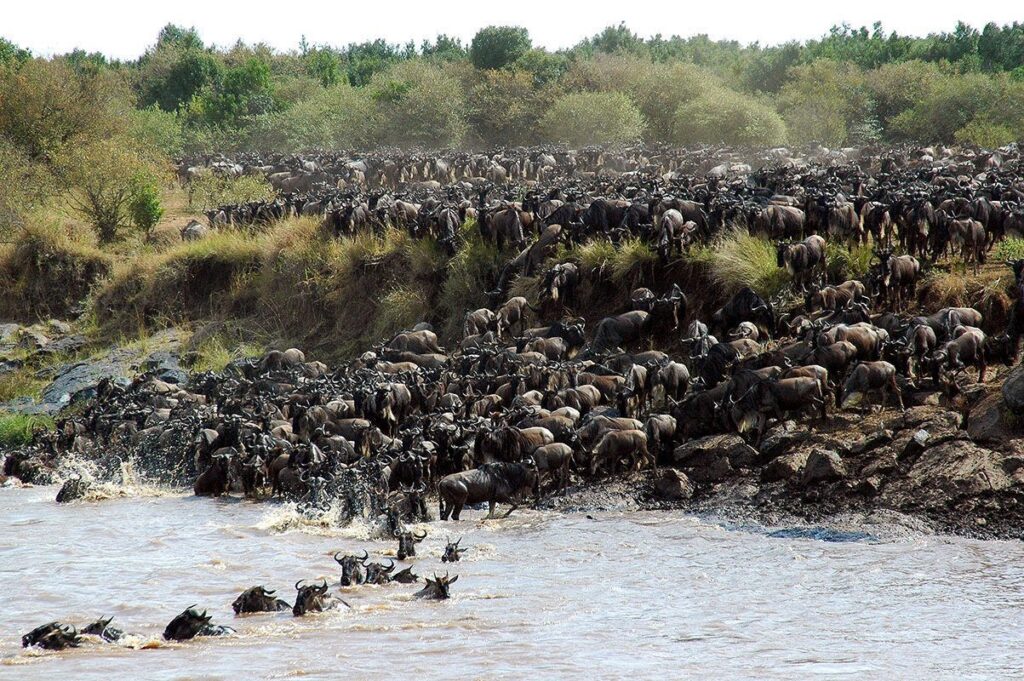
470,26 -> 531,70
129,176 -> 164,239
129,106 -> 184,157
955,118 -> 1018,148
371,61 -> 468,148
539,91 -> 644,146
994,238 -> 1024,261
673,87 -> 787,147
59,138 -> 162,243
779,60 -> 871,146
251,83 -> 379,151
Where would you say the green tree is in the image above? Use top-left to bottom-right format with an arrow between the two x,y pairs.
371,61 -> 467,147
467,69 -> 554,146
538,91 -> 644,146
422,34 -> 467,62
129,106 -> 184,157
0,37 -> 30,65
139,47 -> 222,112
470,26 -> 531,70
304,47 -> 341,86
673,87 -> 787,146
59,138 -> 159,243
0,58 -> 132,162
779,60 -> 870,146
253,83 -> 379,150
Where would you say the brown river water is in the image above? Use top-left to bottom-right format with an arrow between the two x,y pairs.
2,484 -> 1024,680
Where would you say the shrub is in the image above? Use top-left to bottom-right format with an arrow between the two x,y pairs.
129,106 -> 184,157
994,238 -> 1024,261
673,87 -> 787,147
129,176 -> 164,240
539,91 -> 644,146
371,61 -> 468,148
779,60 -> 871,146
251,83 -> 379,151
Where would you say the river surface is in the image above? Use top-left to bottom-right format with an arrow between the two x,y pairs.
1,485 -> 1023,680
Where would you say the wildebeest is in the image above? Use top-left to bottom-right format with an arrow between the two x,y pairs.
232,586 -> 291,614
395,528 -> 428,560
293,580 -> 348,616
22,622 -> 80,650
589,429 -> 653,476
530,442 -> 574,495
438,461 -> 539,520
81,617 -> 126,643
711,287 -> 774,340
335,550 -> 367,586
163,607 -> 234,640
841,361 -> 904,410
777,234 -> 827,290
442,537 -> 467,562
413,572 -> 458,600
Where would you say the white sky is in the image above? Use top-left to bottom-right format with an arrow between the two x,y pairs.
5,0 -> 1023,59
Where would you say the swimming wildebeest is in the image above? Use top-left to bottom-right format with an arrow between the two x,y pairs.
81,617 -> 126,643
335,550 -> 367,586
395,528 -> 428,560
22,622 -> 81,650
232,586 -> 291,614
442,537 -> 467,563
293,580 -> 349,616
414,572 -> 459,600
163,607 -> 235,640
438,461 -> 539,520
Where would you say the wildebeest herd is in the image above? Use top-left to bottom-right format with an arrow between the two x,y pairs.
21,529 -> 464,651
10,141 -> 1024,652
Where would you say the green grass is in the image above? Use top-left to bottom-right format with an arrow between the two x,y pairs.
994,237 -> 1024,262
706,229 -> 790,298
0,370 -> 46,403
0,413 -> 53,447
826,241 -> 874,282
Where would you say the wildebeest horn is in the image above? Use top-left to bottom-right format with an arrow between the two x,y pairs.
358,550 -> 369,563
333,551 -> 346,563
414,530 -> 428,539
295,580 -> 306,590
384,560 -> 396,572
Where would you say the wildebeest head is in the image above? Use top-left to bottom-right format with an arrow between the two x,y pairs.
363,558 -> 397,585
22,622 -> 80,650
392,566 -> 420,583
292,580 -> 333,617
232,586 -> 291,615
442,537 -> 467,563
335,550 -> 367,586
163,607 -> 233,641
81,616 -> 125,643
395,528 -> 428,560
414,572 -> 458,600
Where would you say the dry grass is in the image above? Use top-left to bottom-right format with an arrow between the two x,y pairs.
705,229 -> 790,298
919,261 -> 1013,330
0,217 -> 112,321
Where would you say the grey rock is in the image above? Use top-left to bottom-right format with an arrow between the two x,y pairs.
1003,366 -> 1024,412
653,469 -> 694,500
761,450 -> 809,482
801,449 -> 847,486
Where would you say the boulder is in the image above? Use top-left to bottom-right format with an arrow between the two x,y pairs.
801,449 -> 847,486
761,450 -> 809,482
1003,366 -> 1024,412
967,391 -> 1018,443
653,469 -> 695,501
674,434 -> 757,468
882,441 -> 1014,511
758,420 -> 810,460
848,429 -> 893,455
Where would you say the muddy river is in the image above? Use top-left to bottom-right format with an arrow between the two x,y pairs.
2,486 -> 1023,679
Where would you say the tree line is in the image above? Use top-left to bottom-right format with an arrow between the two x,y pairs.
2,20 -> 1024,242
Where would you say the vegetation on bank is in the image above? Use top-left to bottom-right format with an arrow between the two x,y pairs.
0,413 -> 53,447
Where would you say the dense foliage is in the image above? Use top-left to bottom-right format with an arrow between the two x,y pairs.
2,20 -> 1024,239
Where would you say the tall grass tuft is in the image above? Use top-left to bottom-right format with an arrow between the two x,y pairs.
0,413 -> 53,447
707,229 -> 789,298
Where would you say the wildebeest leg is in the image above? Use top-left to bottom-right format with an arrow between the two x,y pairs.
486,500 -> 496,519
501,502 -> 518,518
